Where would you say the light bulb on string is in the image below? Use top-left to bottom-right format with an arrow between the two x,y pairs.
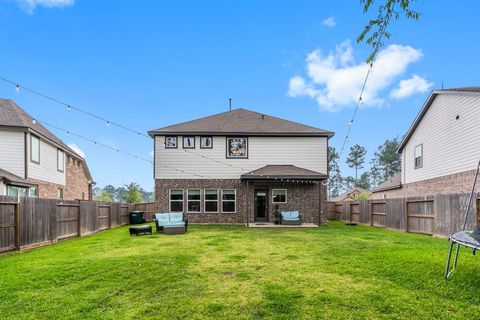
67,105 -> 71,112
106,121 -> 110,127
15,84 -> 20,93
32,119 -> 36,124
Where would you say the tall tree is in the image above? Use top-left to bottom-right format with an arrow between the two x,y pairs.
122,182 -> 143,204
95,190 -> 113,202
344,176 -> 356,191
346,144 -> 367,181
376,138 -> 401,180
355,172 -> 371,190
103,184 -> 116,200
328,146 -> 343,197
369,152 -> 382,188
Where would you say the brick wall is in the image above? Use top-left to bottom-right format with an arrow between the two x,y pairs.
28,156 -> 91,200
155,179 -> 327,224
64,156 -> 91,200
28,177 -> 64,199
370,169 -> 480,199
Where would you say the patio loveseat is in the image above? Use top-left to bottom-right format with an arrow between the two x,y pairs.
280,211 -> 302,225
153,212 -> 188,234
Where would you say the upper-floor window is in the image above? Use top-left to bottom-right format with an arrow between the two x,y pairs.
200,136 -> 213,149
183,136 -> 195,149
414,144 -> 423,169
57,149 -> 65,172
30,134 -> 40,164
165,136 -> 177,149
226,137 -> 248,159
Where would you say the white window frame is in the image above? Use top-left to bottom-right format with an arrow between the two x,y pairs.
30,134 -> 40,164
204,189 -> 219,213
221,189 -> 236,213
414,144 -> 423,169
187,189 -> 201,213
56,188 -> 64,200
272,189 -> 287,204
169,189 -> 184,212
57,149 -> 65,172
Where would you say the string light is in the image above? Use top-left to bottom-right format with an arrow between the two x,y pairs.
338,7 -> 393,159
0,76 -> 150,138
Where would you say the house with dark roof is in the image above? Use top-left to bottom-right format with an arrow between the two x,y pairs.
148,108 -> 334,224
370,87 -> 480,199
329,187 -> 369,202
0,99 -> 93,200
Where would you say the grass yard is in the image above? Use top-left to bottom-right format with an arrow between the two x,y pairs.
1,222 -> 480,319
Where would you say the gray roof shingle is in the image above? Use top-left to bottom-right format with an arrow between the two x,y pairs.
0,168 -> 36,187
148,108 -> 334,137
241,165 -> 327,180
371,173 -> 402,193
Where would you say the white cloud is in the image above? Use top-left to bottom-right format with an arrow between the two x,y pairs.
288,40 -> 428,111
67,143 -> 85,159
322,16 -> 336,28
390,74 -> 433,99
13,0 -> 74,14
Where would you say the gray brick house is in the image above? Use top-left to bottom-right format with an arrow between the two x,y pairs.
148,108 -> 334,224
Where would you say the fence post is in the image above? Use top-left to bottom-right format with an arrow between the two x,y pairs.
77,200 -> 81,237
405,200 -> 409,233
14,201 -> 20,250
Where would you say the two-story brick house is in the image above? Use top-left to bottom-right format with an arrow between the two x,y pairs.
0,99 -> 93,200
149,108 -> 333,224
371,87 -> 480,199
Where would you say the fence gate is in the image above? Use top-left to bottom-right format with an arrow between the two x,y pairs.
349,202 -> 360,224
98,205 -> 111,230
0,201 -> 19,252
120,205 -> 130,225
57,202 -> 80,240
406,199 -> 434,235
371,201 -> 386,227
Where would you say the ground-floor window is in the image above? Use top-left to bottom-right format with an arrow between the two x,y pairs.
204,189 -> 218,213
222,189 -> 236,213
272,189 -> 287,203
56,188 -> 64,200
7,186 -> 37,198
187,189 -> 201,213
169,189 -> 184,212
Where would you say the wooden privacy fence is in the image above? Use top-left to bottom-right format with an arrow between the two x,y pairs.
0,196 -> 134,253
327,193 -> 480,237
134,202 -> 155,221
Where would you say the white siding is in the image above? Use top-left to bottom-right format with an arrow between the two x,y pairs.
0,129 -> 25,178
0,180 -> 6,196
403,94 -> 480,184
28,133 -> 66,185
155,136 -> 327,179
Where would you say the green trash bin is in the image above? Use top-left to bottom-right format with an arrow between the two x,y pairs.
129,211 -> 145,225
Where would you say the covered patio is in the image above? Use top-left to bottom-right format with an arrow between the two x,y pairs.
241,165 -> 328,226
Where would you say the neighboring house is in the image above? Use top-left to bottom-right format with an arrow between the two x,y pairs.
148,108 -> 334,224
330,187 -> 369,202
0,99 -> 93,200
371,87 -> 480,199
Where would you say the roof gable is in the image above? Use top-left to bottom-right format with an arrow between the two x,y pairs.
148,108 -> 334,137
398,87 -> 480,153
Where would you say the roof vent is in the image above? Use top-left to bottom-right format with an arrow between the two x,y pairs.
261,114 -> 265,120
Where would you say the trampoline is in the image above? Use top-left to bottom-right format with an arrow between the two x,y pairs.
444,160 -> 480,279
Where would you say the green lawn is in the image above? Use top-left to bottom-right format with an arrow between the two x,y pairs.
1,222 -> 480,319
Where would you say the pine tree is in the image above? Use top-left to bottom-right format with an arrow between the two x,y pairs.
346,144 -> 367,181
328,146 -> 343,197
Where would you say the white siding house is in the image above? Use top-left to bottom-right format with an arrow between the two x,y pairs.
372,87 -> 480,198
0,98 -> 93,199
149,108 -> 334,224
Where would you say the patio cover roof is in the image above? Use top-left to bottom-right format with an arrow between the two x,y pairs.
0,168 -> 36,188
241,165 -> 327,181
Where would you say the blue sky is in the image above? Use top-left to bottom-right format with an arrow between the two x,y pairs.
0,0 -> 478,191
